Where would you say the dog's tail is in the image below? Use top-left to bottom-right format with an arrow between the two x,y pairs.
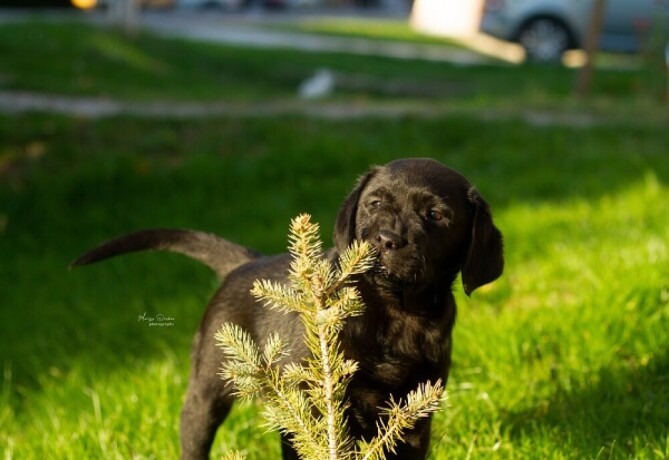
70,229 -> 260,280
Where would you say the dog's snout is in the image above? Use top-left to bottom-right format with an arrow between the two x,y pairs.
376,230 -> 406,251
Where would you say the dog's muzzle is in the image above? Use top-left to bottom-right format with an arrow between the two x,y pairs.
372,231 -> 426,285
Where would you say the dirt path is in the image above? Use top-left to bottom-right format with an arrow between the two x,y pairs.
0,90 -> 446,119
0,90 -> 611,128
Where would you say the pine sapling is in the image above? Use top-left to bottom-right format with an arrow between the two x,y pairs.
215,214 -> 446,460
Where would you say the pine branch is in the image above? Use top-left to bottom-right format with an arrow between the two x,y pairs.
261,374 -> 326,458
328,240 -> 377,296
251,279 -> 306,315
221,451 -> 246,460
216,322 -> 261,368
217,324 -> 325,456
216,214 -> 446,460
318,317 -> 346,460
357,380 -> 446,460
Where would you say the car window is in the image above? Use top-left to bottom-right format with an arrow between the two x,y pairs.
604,0 -> 655,34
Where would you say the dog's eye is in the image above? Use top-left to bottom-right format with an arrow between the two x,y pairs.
428,210 -> 445,221
370,200 -> 382,208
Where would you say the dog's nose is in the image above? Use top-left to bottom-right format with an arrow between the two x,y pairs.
376,230 -> 406,251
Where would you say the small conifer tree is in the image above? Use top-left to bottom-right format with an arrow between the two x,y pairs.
215,214 -> 445,460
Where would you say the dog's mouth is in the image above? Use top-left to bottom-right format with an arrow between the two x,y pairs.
370,249 -> 427,287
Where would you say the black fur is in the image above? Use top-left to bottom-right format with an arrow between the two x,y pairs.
72,158 -> 504,459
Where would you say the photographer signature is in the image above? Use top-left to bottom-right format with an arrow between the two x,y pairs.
138,312 -> 175,327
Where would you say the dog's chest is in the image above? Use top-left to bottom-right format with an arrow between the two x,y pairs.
346,298 -> 453,386
342,301 -> 453,436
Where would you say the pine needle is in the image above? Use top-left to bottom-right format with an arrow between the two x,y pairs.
216,214 -> 446,460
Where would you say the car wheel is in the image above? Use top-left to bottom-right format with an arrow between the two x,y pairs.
518,18 -> 570,63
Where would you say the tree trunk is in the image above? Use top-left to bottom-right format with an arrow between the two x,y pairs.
575,0 -> 607,97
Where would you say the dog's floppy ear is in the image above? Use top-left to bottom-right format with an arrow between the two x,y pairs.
333,168 -> 378,252
462,187 -> 504,296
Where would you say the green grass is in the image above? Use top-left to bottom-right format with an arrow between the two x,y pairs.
1,113 -> 668,459
0,20 -> 665,108
1,18 -> 668,460
273,17 -> 462,46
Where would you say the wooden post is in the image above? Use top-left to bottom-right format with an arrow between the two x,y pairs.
665,42 -> 669,103
575,0 -> 607,97
108,0 -> 139,35
665,22 -> 669,104
122,0 -> 139,35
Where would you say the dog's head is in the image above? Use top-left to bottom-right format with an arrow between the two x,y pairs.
334,158 -> 503,295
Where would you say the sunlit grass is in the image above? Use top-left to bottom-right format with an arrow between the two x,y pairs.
281,17 -> 460,46
1,111 -> 668,458
89,33 -> 170,74
0,17 -> 667,458
0,20 -> 664,108
428,176 -> 669,458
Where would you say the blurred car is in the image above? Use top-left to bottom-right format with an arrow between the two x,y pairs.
138,0 -> 173,7
175,0 -> 317,9
91,0 -> 174,10
175,0 -> 244,8
480,0 -> 665,62
0,0 -> 75,6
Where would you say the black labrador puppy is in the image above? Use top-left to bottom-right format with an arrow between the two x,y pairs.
72,158 -> 504,460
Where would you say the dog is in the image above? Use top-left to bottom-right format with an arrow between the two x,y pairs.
72,158 -> 504,459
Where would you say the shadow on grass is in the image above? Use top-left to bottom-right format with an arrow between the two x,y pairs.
503,350 -> 669,457
2,114 -> 669,413
0,253 -> 213,397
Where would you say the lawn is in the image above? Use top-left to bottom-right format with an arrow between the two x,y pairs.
271,16 -> 463,46
0,20 -> 665,110
1,19 -> 668,460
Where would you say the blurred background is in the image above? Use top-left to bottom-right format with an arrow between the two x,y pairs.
1,1 -> 668,459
